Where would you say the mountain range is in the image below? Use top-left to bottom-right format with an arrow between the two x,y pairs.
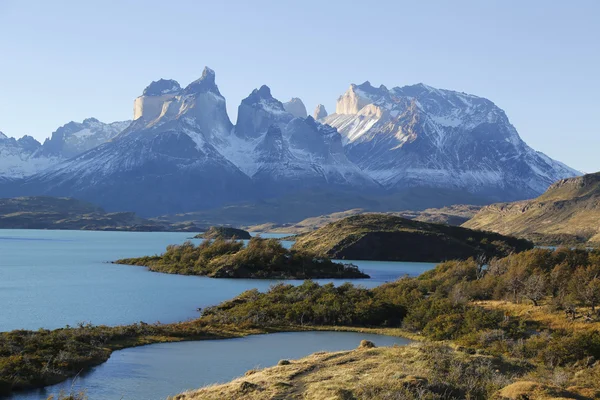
0,67 -> 580,216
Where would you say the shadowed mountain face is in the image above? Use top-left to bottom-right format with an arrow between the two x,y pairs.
0,69 -> 579,217
463,172 -> 600,245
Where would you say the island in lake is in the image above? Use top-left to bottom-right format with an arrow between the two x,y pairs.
115,237 -> 369,279
194,226 -> 252,240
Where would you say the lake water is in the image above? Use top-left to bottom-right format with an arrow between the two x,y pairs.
0,229 -> 436,331
11,331 -> 412,400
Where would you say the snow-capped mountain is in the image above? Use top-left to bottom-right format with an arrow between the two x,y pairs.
323,81 -> 580,201
0,68 -> 580,216
0,118 -> 130,180
38,117 -> 131,159
17,68 -> 253,216
251,117 -> 379,194
224,85 -> 377,193
0,133 -> 51,179
234,85 -> 294,139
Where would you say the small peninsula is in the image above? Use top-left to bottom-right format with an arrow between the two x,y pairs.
115,237 -> 369,279
292,213 -> 533,262
194,226 -> 252,240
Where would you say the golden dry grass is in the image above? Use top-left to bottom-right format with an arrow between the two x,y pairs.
474,300 -> 600,333
170,344 -> 430,400
170,342 -> 598,400
494,381 -> 587,400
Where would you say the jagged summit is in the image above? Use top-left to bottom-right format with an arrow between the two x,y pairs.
184,67 -> 220,95
283,98 -> 308,118
248,85 -> 273,100
235,85 -> 292,139
37,118 -> 131,159
142,79 -> 181,96
313,104 -> 328,120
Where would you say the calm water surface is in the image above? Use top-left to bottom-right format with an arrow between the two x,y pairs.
0,229 -> 435,331
12,331 -> 412,400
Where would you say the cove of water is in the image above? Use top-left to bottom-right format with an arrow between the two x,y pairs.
11,331 -> 412,400
0,229 -> 436,332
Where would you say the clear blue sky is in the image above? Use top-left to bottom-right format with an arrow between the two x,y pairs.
0,0 -> 598,172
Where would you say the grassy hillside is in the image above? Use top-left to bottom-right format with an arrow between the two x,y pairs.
292,214 -> 532,262
173,344 -> 594,400
0,196 -> 197,231
463,172 -> 600,245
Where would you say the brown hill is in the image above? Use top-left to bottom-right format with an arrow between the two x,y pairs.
463,172 -> 600,245
292,213 -> 532,262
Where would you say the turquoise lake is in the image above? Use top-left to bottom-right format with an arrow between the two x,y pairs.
11,331 -> 412,400
0,229 -> 434,399
0,229 -> 435,331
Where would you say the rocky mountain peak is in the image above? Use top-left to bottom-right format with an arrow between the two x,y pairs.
236,85 -> 292,139
17,135 -> 42,151
0,131 -> 7,139
257,85 -> 273,98
313,104 -> 328,120
201,66 -> 215,81
283,98 -> 308,118
142,79 -> 182,96
336,81 -> 388,115
184,67 -> 220,95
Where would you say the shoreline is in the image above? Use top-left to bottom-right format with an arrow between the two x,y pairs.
4,323 -> 418,396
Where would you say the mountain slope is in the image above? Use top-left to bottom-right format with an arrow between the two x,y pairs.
323,82 -> 579,200
463,172 -> 600,245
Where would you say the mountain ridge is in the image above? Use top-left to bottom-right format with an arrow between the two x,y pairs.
0,67 -> 580,216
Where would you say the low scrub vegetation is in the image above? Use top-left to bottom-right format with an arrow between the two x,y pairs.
203,281 -> 405,326
201,247 -> 600,397
4,247 -> 600,397
0,320 -> 262,395
116,237 -> 368,279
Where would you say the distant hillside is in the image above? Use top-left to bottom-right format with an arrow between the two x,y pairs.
158,187 -> 487,230
463,172 -> 600,245
292,214 -> 532,262
246,205 -> 481,234
0,197 -> 196,231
